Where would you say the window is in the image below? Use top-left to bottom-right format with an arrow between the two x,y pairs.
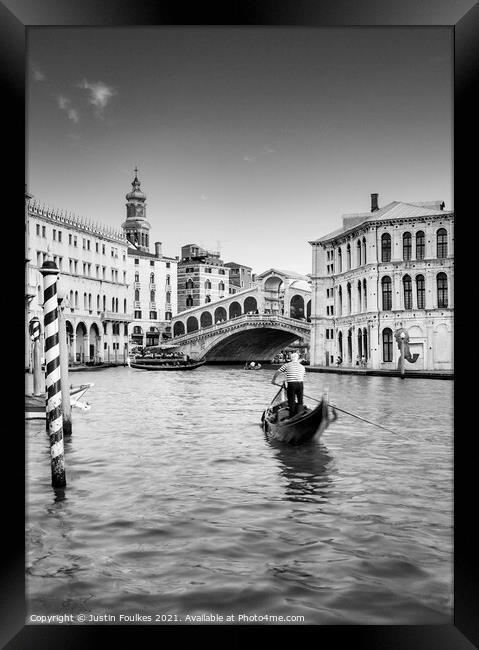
205,279 -> 212,289
150,260 -> 155,267
357,280 -> 362,312
134,258 -> 139,265
356,240 -> 361,266
36,251 -> 42,266
58,231 -> 62,243
381,276 -> 392,310
73,236 -> 77,247
326,329 -> 330,339
103,295 -> 106,311
166,262 -> 170,268
102,266 -> 106,279
135,273 -> 139,282
403,274 -> 412,310
347,282 -> 352,314
346,243 -> 351,270
363,279 -> 367,310
382,328 -> 393,362
83,238 -> 86,250
42,226 -> 46,238
437,228 -> 448,258
102,244 -> 105,254
218,281 -> 225,292
150,311 -> 157,320
403,232 -> 412,260
416,231 -> 425,260
381,233 -> 391,262
96,242 -> 99,253
36,224 -> 40,236
166,275 -> 171,285
53,229 -> 57,241
150,272 -> 155,283
338,286 -> 342,316
186,278 -> 194,289
362,237 -> 367,265
134,289 -> 140,301
437,272 -> 448,307
97,295 -> 100,310
69,234 -> 72,245
87,240 -> 90,250
150,290 -> 155,302
124,299 -> 127,313
337,248 -> 342,272
134,310 -> 142,319
166,292 -> 171,304
186,295 -> 193,307
416,274 -> 425,309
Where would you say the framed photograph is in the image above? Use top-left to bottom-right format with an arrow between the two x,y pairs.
3,0 -> 477,647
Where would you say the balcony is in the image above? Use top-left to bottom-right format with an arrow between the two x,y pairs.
134,282 -> 141,289
101,311 -> 133,322
150,302 -> 156,309
134,301 -> 141,309
149,283 -> 156,290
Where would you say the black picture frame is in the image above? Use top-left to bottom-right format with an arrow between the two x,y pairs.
3,0 -> 477,647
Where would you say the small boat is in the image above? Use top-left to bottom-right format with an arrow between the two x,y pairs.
261,386 -> 335,444
244,363 -> 262,370
130,358 -> 206,371
25,383 -> 94,420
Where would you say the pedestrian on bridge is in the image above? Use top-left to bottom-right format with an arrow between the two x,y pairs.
272,352 -> 305,418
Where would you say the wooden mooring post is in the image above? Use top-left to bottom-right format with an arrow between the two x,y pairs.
40,259 -> 66,488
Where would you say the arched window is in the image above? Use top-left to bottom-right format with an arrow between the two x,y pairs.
187,316 -> 199,333
403,274 -> 412,309
96,295 -> 100,310
111,297 -> 115,312
337,247 -> 342,272
437,272 -> 448,307
124,299 -> 127,313
88,294 -> 92,310
134,272 -> 139,282
382,328 -> 393,362
381,233 -> 391,262
346,243 -> 351,270
150,272 -> 155,283
134,289 -> 140,301
437,228 -> 448,258
166,291 -> 171,304
346,282 -> 352,314
218,281 -> 225,292
416,231 -> 425,260
403,232 -> 412,261
102,295 -> 106,311
347,328 -> 353,363
173,321 -> 185,337
166,275 -> 170,285
357,280 -> 362,312
356,240 -> 361,266
381,276 -> 392,310
338,331 -> 343,359
204,279 -> 211,290
357,329 -> 363,358
83,293 -> 87,310
186,294 -> 193,307
69,290 -> 73,306
150,290 -> 155,302
362,328 -> 368,361
338,285 -> 343,316
75,291 -> 79,308
363,279 -> 367,310
416,274 -> 425,309
186,278 -> 194,289
362,237 -> 367,265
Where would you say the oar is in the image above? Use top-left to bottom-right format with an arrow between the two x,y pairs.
302,391 -> 399,435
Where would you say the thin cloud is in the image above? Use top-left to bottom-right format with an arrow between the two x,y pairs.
77,79 -> 117,116
243,148 -> 277,163
31,64 -> 45,82
56,95 -> 80,123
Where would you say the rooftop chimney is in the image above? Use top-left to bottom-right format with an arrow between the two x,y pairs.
154,241 -> 162,258
371,193 -> 379,212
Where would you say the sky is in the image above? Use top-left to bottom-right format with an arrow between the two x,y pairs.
27,27 -> 453,276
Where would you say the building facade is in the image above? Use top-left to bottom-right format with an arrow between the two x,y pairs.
26,195 -> 132,366
309,195 -> 454,371
177,244 -> 231,313
224,262 -> 253,290
121,171 -> 178,348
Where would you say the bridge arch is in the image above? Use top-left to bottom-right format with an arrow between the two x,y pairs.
214,306 -> 227,323
174,321 -> 185,337
229,301 -> 242,319
290,294 -> 305,319
244,296 -> 257,313
200,311 -> 213,328
187,316 -> 199,333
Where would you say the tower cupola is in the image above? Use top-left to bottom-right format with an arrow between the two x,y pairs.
121,167 -> 151,252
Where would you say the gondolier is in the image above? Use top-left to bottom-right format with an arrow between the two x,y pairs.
272,351 -> 305,418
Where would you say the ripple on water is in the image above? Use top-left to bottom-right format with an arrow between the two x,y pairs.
26,367 -> 453,623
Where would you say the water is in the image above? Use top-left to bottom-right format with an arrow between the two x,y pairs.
26,366 -> 453,625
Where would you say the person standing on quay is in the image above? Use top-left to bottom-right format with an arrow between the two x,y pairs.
272,352 -> 305,418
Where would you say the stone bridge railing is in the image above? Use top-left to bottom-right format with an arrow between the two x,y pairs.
172,313 -> 311,345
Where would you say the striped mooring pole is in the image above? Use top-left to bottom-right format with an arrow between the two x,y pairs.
30,316 -> 43,396
40,259 -> 66,488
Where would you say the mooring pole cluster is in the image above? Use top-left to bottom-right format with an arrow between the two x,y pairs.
40,259 -> 67,488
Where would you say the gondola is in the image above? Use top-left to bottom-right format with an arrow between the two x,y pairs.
130,358 -> 206,371
261,385 -> 334,444
25,383 -> 94,420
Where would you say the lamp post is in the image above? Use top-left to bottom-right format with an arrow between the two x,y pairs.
57,280 -> 72,436
400,331 -> 406,379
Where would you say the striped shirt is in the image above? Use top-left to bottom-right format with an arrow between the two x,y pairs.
278,360 -> 305,382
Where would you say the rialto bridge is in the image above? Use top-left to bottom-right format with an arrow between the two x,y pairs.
170,270 -> 312,362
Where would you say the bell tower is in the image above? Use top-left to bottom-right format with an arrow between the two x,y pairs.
121,167 -> 151,252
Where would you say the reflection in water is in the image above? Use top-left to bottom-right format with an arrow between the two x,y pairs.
268,438 -> 335,503
26,366 -> 453,624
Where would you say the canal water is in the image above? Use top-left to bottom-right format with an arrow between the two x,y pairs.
26,366 -> 453,625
